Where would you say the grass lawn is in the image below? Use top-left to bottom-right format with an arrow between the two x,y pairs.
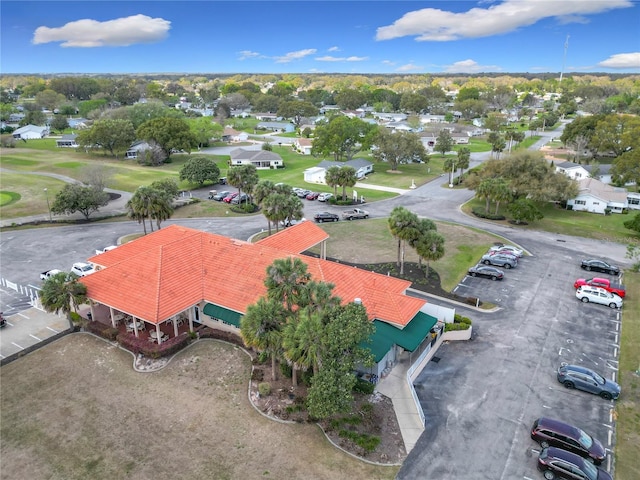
0,335 -> 397,480
462,198 -> 640,245
306,219 -> 502,292
615,271 -> 640,480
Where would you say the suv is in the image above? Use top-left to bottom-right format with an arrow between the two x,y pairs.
531,417 -> 605,464
538,447 -> 612,480
314,212 -> 339,223
71,262 -> 96,277
575,286 -> 622,309
481,253 -> 517,269
557,364 -> 620,400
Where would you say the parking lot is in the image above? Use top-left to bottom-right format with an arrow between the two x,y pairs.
398,242 -> 621,479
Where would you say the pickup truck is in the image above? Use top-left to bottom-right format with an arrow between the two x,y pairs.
341,208 -> 369,220
573,277 -> 626,298
40,269 -> 62,280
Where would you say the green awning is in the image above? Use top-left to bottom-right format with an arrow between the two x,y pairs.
363,311 -> 438,362
202,303 -> 243,327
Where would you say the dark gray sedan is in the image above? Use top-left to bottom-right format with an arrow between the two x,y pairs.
468,264 -> 504,280
557,364 -> 620,400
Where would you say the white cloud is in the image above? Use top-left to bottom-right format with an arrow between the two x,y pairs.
32,14 -> 170,47
396,63 -> 423,72
328,46 -> 340,52
598,52 -> 640,69
316,55 -> 368,62
274,49 -> 317,63
442,59 -> 501,73
376,0 -> 632,41
238,50 -> 261,60
382,60 -> 396,66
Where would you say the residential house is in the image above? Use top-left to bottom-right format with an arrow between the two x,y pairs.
56,134 -> 78,148
8,113 -> 25,123
80,223 -> 452,378
12,124 -> 49,140
304,159 -> 374,184
256,121 -> 294,133
221,127 -> 249,143
627,192 -> 640,211
373,112 -> 407,122
293,137 -> 313,155
567,178 -> 628,214
68,118 -> 89,129
253,113 -> 280,121
554,161 -> 591,181
419,114 -> 446,124
229,148 -> 283,169
125,141 -> 151,159
383,121 -> 415,132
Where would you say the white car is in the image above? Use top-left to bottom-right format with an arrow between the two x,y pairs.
71,262 -> 96,277
488,244 -> 524,257
576,286 -> 622,309
318,192 -> 333,202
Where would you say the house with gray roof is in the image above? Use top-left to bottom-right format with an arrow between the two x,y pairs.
229,148 -> 283,169
304,159 -> 373,184
12,124 -> 49,140
56,134 -> 78,148
567,178 -> 628,214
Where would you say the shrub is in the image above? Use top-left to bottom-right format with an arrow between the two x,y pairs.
116,331 -> 190,358
258,382 -> 271,397
300,369 -> 314,387
85,320 -> 119,340
280,362 -> 293,378
445,322 -> 471,332
471,207 -> 506,221
353,378 -> 375,394
454,313 -> 472,325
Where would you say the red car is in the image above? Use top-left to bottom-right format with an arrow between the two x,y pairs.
306,192 -> 319,200
223,192 -> 238,203
573,277 -> 626,298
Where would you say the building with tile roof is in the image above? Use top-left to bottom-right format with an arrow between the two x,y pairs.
81,222 -> 447,377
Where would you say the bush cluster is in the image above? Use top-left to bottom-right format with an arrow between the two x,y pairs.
471,207 -> 506,221
85,320 -> 119,341
258,382 -> 271,397
353,378 -> 375,394
197,327 -> 244,347
445,314 -> 473,332
116,332 -> 190,358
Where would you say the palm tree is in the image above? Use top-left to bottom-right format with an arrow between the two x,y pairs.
444,157 -> 457,185
415,230 -> 445,278
388,206 -> 419,274
492,179 -> 512,215
40,271 -> 87,319
150,190 -> 174,230
264,257 -> 311,312
456,147 -> 471,182
325,166 -> 341,197
253,180 -> 277,233
476,178 -> 494,214
240,297 -> 287,381
338,166 -> 358,201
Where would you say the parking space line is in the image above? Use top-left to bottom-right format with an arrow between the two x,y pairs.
614,347 -> 618,358
46,326 -> 59,333
29,334 -> 41,341
542,405 -> 552,409
17,312 -> 30,319
0,353 -> 4,359
11,342 -> 23,350
607,454 -> 612,472
524,476 -> 535,480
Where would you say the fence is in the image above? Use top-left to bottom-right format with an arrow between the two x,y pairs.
0,277 -> 42,309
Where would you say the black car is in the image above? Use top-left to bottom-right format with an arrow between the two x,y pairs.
468,264 -> 504,280
314,212 -> 339,223
531,417 -> 606,465
538,447 -> 612,480
0,311 -> 6,328
580,259 -> 620,276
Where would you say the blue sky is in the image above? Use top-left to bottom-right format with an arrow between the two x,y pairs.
2,1 -> 639,74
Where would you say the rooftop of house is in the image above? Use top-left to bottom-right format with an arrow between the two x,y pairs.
82,224 -> 425,327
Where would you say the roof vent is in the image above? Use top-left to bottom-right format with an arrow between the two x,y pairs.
354,298 -> 362,305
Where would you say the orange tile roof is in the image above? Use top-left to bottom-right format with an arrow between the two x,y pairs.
81,224 -> 424,327
255,220 -> 329,253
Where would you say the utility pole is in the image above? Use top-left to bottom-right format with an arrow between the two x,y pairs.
44,188 -> 52,221
560,35 -> 570,84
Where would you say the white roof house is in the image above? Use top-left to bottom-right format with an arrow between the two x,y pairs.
12,124 -> 49,140
555,161 -> 591,181
229,148 -> 283,169
304,159 -> 374,184
567,178 -> 628,214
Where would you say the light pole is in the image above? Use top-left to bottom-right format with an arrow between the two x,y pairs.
449,161 -> 455,188
44,188 -> 52,221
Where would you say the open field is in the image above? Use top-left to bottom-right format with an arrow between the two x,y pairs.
0,335 -> 397,480
615,271 -> 640,480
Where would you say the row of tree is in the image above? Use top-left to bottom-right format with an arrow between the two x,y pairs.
240,257 -> 374,419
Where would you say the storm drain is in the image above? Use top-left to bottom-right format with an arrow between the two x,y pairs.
431,356 -> 441,363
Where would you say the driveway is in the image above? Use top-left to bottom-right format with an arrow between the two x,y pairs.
397,241 -> 621,479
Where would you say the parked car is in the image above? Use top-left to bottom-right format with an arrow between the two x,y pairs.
531,417 -> 606,465
218,177 -> 227,185
231,193 -> 250,205
0,312 -> 6,328
468,264 -> 504,281
573,277 -> 626,298
557,364 -> 620,400
538,447 -> 612,480
313,212 -> 339,223
296,189 -> 311,198
71,262 -> 96,277
580,259 -> 620,276
575,286 -> 622,309
306,191 -> 320,200
223,192 -> 238,203
488,244 -> 523,257
481,253 -> 517,269
212,191 -> 230,201
488,249 -> 519,260
281,218 -> 304,227
317,192 -> 333,202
